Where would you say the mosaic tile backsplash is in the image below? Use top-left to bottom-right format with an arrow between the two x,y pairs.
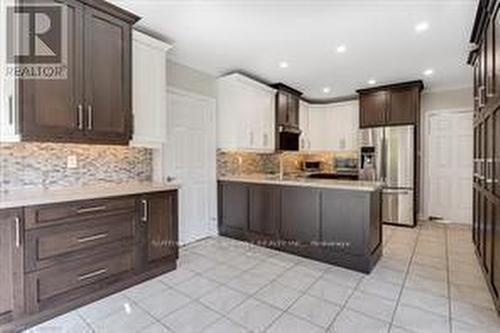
0,143 -> 152,191
217,149 -> 358,177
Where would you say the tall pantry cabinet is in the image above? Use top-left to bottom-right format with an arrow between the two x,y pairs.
469,0 -> 500,314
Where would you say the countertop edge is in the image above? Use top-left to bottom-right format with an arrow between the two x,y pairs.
0,182 -> 181,210
218,176 -> 383,192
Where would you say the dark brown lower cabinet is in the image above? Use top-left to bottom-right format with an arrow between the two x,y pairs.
218,181 -> 382,273
218,182 -> 248,238
0,190 -> 178,332
138,192 -> 178,270
493,204 -> 499,297
248,184 -> 280,241
0,209 -> 24,326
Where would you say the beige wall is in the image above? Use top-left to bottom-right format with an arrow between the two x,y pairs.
419,86 -> 474,221
166,60 -> 217,98
421,86 -> 473,113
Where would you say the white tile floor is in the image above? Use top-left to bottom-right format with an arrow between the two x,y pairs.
25,222 -> 500,333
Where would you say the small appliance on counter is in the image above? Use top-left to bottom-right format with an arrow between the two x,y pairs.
302,160 -> 321,173
334,157 -> 359,176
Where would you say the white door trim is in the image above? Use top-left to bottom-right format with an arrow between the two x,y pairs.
422,107 -> 473,222
165,86 -> 218,244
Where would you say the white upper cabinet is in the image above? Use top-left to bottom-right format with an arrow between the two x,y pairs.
0,0 -> 19,142
217,73 -> 276,152
299,100 -> 310,151
307,100 -> 359,152
131,30 -> 172,147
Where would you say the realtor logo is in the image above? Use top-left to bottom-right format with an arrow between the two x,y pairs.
5,3 -> 67,79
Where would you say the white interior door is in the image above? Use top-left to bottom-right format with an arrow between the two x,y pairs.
427,111 -> 473,224
166,88 -> 217,245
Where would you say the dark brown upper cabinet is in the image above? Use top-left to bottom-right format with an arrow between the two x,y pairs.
18,0 -> 139,145
271,83 -> 302,130
357,81 -> 423,128
0,209 -> 24,325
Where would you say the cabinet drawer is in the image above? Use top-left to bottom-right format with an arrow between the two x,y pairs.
26,250 -> 133,312
25,196 -> 136,229
25,212 -> 135,271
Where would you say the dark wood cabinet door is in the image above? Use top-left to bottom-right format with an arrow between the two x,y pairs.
19,0 -> 84,141
248,184 -> 280,239
140,192 -> 178,267
84,7 -> 131,143
485,198 -> 494,275
0,209 -> 24,324
479,193 -> 486,258
495,110 -> 500,197
486,16 -> 496,103
387,87 -> 418,125
287,94 -> 299,128
359,91 -> 387,128
219,182 -> 248,235
486,115 -> 494,191
492,204 -> 500,296
276,91 -> 289,126
280,187 -> 320,243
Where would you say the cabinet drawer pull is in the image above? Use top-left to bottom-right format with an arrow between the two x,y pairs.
15,216 -> 21,248
141,199 -> 148,222
78,268 -> 108,281
77,233 -> 108,243
76,206 -> 107,214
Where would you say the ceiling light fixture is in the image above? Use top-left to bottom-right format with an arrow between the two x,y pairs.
336,45 -> 347,53
368,79 -> 376,85
423,69 -> 434,76
415,21 -> 429,33
279,61 -> 289,68
323,87 -> 331,93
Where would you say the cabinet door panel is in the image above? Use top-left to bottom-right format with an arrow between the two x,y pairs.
0,209 -> 24,323
486,16 -> 496,101
359,91 -> 387,128
492,204 -> 500,296
387,87 -> 418,125
249,185 -> 279,238
84,8 -> 131,142
141,192 -> 177,265
485,198 -> 494,275
219,183 -> 248,233
288,94 -> 299,128
495,110 -> 500,196
280,187 -> 320,243
19,0 -> 84,140
276,91 -> 288,125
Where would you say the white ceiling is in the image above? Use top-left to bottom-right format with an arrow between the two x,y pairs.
111,0 -> 478,100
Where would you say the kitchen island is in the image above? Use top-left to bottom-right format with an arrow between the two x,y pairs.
218,175 -> 383,273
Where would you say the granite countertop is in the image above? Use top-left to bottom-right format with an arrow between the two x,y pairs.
0,182 -> 180,209
218,174 -> 383,192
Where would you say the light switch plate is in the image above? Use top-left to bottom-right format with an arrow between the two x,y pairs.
67,155 -> 77,169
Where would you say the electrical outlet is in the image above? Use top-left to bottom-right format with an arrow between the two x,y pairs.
67,155 -> 77,169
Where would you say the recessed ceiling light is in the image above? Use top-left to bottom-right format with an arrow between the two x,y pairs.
415,21 -> 429,33
279,61 -> 289,68
323,87 -> 331,93
423,69 -> 434,76
336,45 -> 347,53
368,79 -> 376,85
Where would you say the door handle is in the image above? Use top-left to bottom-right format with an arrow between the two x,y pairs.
15,216 -> 21,248
141,199 -> 148,222
8,94 -> 13,125
77,104 -> 84,130
166,176 -> 176,182
87,105 -> 93,130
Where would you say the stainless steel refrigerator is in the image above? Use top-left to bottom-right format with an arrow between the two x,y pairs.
359,125 -> 415,226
